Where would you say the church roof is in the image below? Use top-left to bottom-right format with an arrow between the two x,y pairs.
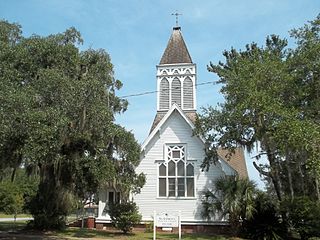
159,27 -> 193,64
142,104 -> 197,151
149,110 -> 197,134
217,148 -> 248,179
143,104 -> 248,179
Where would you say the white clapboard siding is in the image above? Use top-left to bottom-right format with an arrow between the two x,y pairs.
134,110 -> 227,222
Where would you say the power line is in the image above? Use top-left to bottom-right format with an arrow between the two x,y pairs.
120,81 -> 217,99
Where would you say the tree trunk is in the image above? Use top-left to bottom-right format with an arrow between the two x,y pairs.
285,150 -> 294,200
13,212 -> 16,231
257,114 -> 283,201
81,206 -> 85,228
267,151 -> 282,201
315,175 -> 320,201
11,168 -> 16,182
31,164 -> 68,229
262,136 -> 283,201
298,163 -> 306,196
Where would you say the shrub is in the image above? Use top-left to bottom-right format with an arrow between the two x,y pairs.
145,221 -> 154,233
242,192 -> 287,240
109,201 -> 142,233
0,181 -> 24,219
281,196 -> 320,240
201,176 -> 256,235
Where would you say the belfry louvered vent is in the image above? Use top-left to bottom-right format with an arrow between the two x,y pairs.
183,77 -> 193,109
171,78 -> 181,107
159,78 -> 169,110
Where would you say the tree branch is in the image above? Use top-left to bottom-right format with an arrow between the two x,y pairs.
253,161 -> 271,177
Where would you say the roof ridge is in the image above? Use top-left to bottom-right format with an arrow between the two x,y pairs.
142,104 -> 197,150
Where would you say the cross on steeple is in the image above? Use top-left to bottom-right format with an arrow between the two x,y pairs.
171,11 -> 182,27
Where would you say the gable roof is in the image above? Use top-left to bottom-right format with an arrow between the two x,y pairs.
217,148 -> 248,179
159,27 -> 193,65
142,104 -> 195,150
149,110 -> 197,134
142,104 -> 248,179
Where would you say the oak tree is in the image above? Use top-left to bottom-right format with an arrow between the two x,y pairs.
195,15 -> 320,202
0,20 -> 144,229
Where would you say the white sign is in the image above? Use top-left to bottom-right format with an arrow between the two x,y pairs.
156,213 -> 179,227
153,211 -> 181,240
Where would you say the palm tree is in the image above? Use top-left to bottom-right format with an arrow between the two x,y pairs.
202,175 -> 256,232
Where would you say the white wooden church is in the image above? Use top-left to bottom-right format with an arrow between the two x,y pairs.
96,26 -> 248,228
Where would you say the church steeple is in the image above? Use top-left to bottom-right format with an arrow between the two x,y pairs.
150,26 -> 197,132
160,27 -> 192,65
156,26 -> 196,112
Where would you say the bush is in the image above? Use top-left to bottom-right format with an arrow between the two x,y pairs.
145,221 -> 154,233
242,192 -> 287,240
201,176 -> 257,235
0,169 -> 38,216
281,196 -> 320,240
0,181 -> 24,218
109,201 -> 142,233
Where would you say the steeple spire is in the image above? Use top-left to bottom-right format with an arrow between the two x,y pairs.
159,27 -> 192,65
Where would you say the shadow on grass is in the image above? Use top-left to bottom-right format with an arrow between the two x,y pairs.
57,227 -> 233,240
154,233 -> 234,240
0,224 -> 239,240
58,227 -> 134,238
0,221 -> 27,232
149,233 -> 228,240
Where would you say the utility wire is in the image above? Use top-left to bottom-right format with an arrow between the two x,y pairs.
120,81 -> 217,99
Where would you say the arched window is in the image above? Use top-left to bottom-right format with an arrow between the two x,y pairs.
183,77 -> 193,109
158,145 -> 195,198
159,164 -> 167,197
171,78 -> 181,107
159,78 -> 169,110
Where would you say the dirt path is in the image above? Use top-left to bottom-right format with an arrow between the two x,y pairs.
0,232 -> 113,240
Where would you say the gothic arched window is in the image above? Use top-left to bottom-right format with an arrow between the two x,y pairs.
158,145 -> 195,198
183,77 -> 193,109
159,78 -> 169,110
171,78 -> 181,107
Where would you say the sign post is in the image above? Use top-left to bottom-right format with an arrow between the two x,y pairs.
153,210 -> 156,240
178,211 -> 181,240
153,211 -> 181,240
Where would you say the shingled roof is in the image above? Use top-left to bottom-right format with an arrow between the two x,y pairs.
159,27 -> 193,64
217,148 -> 248,179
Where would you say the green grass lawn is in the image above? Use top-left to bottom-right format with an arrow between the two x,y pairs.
0,212 -> 32,218
0,220 -> 28,232
0,221 -> 242,240
57,228 -> 240,240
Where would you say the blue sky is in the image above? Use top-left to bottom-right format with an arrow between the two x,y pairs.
1,0 -> 319,188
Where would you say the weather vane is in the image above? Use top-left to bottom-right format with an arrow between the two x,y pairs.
171,10 -> 182,27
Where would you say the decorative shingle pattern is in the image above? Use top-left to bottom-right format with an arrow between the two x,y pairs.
159,27 -> 193,64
